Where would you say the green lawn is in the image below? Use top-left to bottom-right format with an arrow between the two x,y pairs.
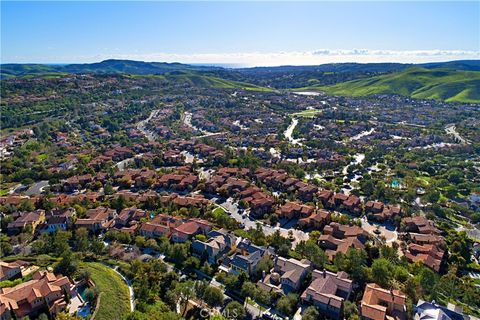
291,109 -> 322,118
212,206 -> 227,218
81,262 -> 131,320
36,154 -> 48,161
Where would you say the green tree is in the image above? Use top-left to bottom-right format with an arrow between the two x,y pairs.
54,250 -> 78,277
170,281 -> 196,316
56,312 -> 81,320
255,256 -> 273,278
203,286 -> 224,307
51,230 -> 72,256
343,301 -> 359,320
84,287 -> 99,304
417,267 -> 437,297
302,306 -> 320,320
135,236 -> 146,248
224,301 -> 246,320
295,240 -> 327,269
276,293 -> 298,317
370,258 -> 394,288
74,227 -> 89,252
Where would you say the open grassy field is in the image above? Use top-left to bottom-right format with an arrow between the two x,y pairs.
80,262 -> 131,320
295,67 -> 480,103
291,109 -> 323,118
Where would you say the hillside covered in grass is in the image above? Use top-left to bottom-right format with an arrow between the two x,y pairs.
302,68 -> 480,103
126,71 -> 273,91
162,71 -> 273,91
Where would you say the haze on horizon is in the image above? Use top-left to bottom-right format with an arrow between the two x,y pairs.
1,1 -> 479,67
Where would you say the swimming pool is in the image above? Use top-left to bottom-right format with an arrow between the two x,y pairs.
391,179 -> 401,188
77,284 -> 88,301
76,285 -> 92,318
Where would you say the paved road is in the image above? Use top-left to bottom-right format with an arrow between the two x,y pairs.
111,265 -> 136,311
25,180 -> 49,195
445,124 -> 470,145
284,118 -> 303,146
183,111 -> 227,138
361,216 -> 398,245
136,109 -> 159,142
218,197 -> 309,248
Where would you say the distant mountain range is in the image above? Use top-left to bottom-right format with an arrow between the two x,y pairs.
0,59 -> 222,78
2,59 -> 480,78
1,59 -> 479,102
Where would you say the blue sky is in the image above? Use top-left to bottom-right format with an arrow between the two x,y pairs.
1,1 -> 479,66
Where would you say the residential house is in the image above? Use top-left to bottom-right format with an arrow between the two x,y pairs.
366,201 -> 402,222
318,190 -> 335,207
192,229 -> 237,264
343,195 -> 362,214
402,217 -> 441,235
38,208 -> 75,234
414,300 -> 466,320
7,210 -> 46,235
134,169 -> 157,188
114,207 -> 146,233
0,262 -> 22,281
116,207 -> 146,228
104,146 -> 133,161
298,210 -> 332,230
403,233 -> 445,247
0,271 -> 72,319
222,239 -> 271,276
296,182 -> 318,202
75,206 -> 117,232
258,256 -> 311,294
63,174 -> 93,192
365,201 -> 385,214
240,190 -> 275,218
171,194 -> 209,208
319,234 -> 365,261
0,195 -> 31,207
360,283 -> 406,320
403,244 -> 445,272
277,202 -> 314,220
139,214 -> 183,239
170,219 -> 211,243
323,222 -> 368,243
301,270 -> 353,320
157,173 -> 198,191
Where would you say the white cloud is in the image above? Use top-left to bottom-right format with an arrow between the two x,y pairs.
5,49 -> 480,66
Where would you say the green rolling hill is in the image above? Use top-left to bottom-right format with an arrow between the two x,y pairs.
126,71 -> 273,91
1,60 -> 273,91
0,59 -> 221,78
162,71 -> 273,91
301,67 -> 480,103
3,60 -> 479,100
